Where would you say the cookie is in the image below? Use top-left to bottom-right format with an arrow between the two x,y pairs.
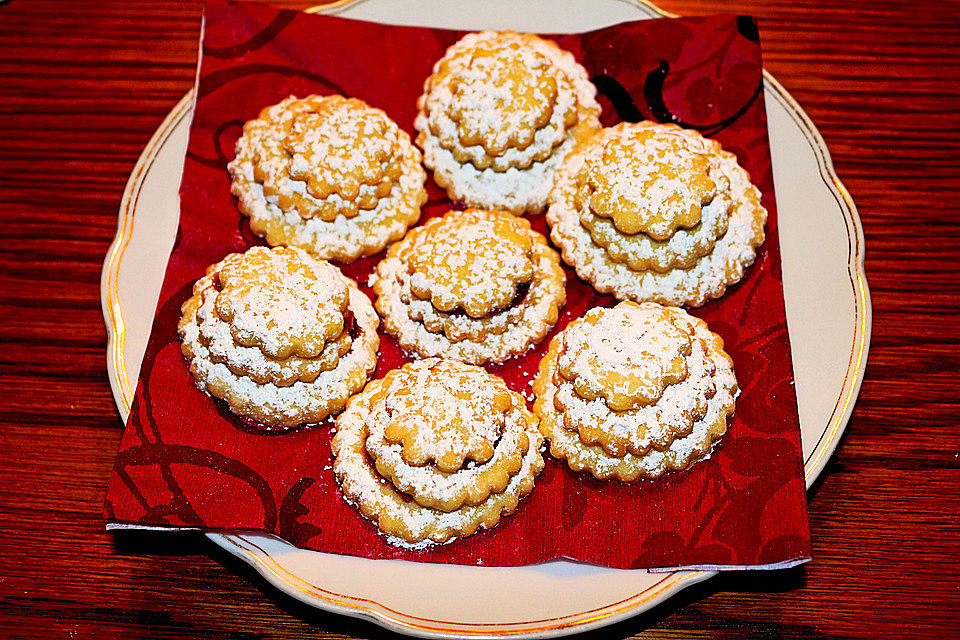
372,208 -> 566,364
533,301 -> 737,481
414,31 -> 601,214
229,95 -> 427,262
546,121 -> 767,306
178,245 -> 379,428
332,358 -> 544,547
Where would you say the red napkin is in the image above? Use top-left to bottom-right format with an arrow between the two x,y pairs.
104,0 -> 810,570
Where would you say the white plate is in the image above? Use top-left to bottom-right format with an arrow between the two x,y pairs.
101,0 -> 871,637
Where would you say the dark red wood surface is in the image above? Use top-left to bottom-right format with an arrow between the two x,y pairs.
0,1 -> 957,638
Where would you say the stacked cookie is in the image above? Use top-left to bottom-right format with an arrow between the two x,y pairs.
372,208 -> 566,364
415,31 -> 600,214
229,95 -> 426,262
547,121 -> 767,307
332,358 -> 544,547
533,302 -> 738,481
178,246 -> 379,427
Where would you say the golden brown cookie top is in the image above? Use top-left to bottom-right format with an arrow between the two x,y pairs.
574,123 -> 721,240
399,209 -> 536,318
240,95 -> 410,221
213,245 -> 349,360
372,358 -> 514,473
556,301 -> 692,412
198,283 -> 354,387
441,39 -> 575,157
419,31 -> 595,174
284,96 -> 402,203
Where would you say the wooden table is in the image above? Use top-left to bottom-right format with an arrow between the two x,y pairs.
1,0 -> 957,638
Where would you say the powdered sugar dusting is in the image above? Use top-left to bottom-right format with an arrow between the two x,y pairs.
402,209 -> 534,317
178,251 -> 379,428
215,246 -> 348,359
285,98 -> 401,203
557,302 -> 690,411
372,211 -> 566,365
398,266 -> 526,342
446,44 -> 562,157
580,126 -> 718,239
331,359 -> 545,546
358,359 -> 533,512
546,121 -> 767,307
533,302 -> 737,481
197,285 -> 351,386
228,95 -> 426,262
380,360 -> 511,469
415,30 -> 600,214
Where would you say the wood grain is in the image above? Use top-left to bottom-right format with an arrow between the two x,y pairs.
0,0 -> 957,638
